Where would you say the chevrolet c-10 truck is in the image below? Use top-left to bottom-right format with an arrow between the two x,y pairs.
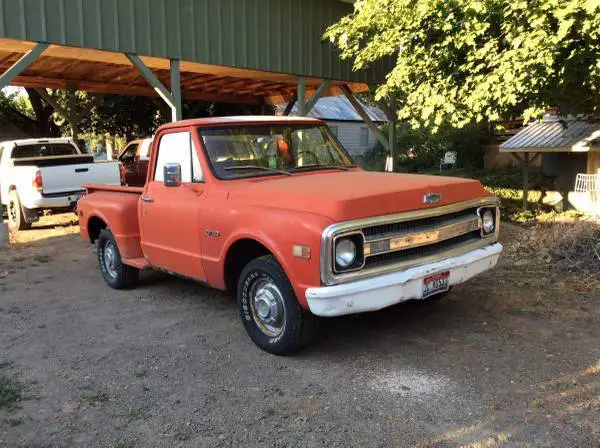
77,116 -> 502,355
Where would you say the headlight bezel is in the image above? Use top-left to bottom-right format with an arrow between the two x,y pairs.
478,206 -> 498,237
332,232 -> 365,273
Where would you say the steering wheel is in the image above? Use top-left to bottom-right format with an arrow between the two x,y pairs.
295,150 -> 319,164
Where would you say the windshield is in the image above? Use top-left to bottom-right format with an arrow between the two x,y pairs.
12,143 -> 78,159
198,124 -> 355,179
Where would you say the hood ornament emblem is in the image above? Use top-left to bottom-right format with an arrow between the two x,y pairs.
423,193 -> 441,204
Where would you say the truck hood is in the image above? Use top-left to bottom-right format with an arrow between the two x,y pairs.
225,170 -> 490,222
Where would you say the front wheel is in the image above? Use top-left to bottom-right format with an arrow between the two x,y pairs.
97,229 -> 139,289
238,255 -> 319,355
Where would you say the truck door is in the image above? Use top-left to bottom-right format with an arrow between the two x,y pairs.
139,130 -> 206,280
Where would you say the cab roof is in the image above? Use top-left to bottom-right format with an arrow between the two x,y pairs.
159,115 -> 324,131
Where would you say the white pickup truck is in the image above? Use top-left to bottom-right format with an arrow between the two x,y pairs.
0,138 -> 121,231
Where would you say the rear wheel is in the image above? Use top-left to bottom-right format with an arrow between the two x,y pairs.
238,255 -> 319,355
97,229 -> 139,289
7,190 -> 31,231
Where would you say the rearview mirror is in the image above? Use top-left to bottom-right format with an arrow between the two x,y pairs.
164,163 -> 181,187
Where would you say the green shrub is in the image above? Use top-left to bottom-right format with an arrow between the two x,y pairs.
360,121 -> 492,172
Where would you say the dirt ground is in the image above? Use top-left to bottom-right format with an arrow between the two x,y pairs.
0,215 -> 599,448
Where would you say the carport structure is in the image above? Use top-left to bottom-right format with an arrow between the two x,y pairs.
0,0 -> 396,157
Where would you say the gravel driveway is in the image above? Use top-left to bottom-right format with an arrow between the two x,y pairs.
1,217 -> 599,447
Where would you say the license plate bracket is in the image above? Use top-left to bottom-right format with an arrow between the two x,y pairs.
422,271 -> 450,299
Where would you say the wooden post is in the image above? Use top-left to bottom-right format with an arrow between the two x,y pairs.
522,152 -> 530,211
387,96 -> 397,172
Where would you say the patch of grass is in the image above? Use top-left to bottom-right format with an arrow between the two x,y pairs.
0,375 -> 23,409
133,368 -> 148,378
3,417 -> 24,426
0,361 -> 14,370
112,438 -> 137,448
81,391 -> 109,407
173,427 -> 192,442
514,220 -> 600,274
33,255 -> 51,264
126,407 -> 149,421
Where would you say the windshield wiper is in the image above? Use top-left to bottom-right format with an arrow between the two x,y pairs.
291,164 -> 352,172
223,165 -> 293,176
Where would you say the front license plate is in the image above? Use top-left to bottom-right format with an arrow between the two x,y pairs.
422,271 -> 450,299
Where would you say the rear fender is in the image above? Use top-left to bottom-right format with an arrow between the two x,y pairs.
79,193 -> 143,259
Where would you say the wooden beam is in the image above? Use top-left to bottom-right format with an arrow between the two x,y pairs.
340,84 -> 389,151
11,75 -> 262,105
0,43 -> 48,87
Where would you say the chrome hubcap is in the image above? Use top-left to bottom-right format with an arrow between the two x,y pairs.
103,241 -> 118,278
250,279 -> 285,337
8,201 -> 17,222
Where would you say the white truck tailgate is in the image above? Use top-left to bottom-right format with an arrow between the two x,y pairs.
41,162 -> 121,194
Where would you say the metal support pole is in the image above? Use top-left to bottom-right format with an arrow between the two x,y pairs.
283,97 -> 296,116
297,76 -> 306,116
340,85 -> 389,151
170,59 -> 182,121
305,80 -> 332,115
0,42 -> 48,244
127,53 -> 182,122
0,43 -> 48,88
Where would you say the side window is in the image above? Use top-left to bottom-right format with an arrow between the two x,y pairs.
329,126 -> 338,137
192,146 -> 203,182
121,143 -> 138,161
154,132 -> 203,183
359,127 -> 369,147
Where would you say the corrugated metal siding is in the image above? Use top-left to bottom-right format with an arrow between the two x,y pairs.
0,0 -> 390,84
277,95 -> 388,122
326,121 -> 375,157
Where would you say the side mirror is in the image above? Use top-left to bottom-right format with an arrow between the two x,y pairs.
164,163 -> 182,187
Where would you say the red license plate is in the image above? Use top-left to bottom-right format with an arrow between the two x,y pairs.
422,271 -> 450,299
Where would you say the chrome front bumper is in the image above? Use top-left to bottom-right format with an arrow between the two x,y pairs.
306,243 -> 503,317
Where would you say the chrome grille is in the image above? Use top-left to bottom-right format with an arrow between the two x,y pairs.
362,207 -> 479,238
320,198 -> 501,286
364,230 -> 481,269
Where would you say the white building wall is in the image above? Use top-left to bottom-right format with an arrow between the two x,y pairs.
325,121 -> 379,158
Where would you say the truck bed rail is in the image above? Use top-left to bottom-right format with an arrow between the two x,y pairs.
83,184 -> 144,194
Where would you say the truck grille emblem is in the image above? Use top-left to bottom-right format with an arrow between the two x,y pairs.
423,193 -> 441,204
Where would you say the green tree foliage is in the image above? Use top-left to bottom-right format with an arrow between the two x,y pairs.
325,0 -> 600,129
79,94 -> 169,141
363,121 -> 491,171
0,88 -> 61,137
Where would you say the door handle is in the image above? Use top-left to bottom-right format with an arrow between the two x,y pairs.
141,196 -> 155,203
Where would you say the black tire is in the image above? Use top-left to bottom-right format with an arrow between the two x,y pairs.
97,229 -> 139,289
7,190 -> 31,231
238,255 -> 319,355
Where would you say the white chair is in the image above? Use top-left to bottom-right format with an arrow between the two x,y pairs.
440,151 -> 457,171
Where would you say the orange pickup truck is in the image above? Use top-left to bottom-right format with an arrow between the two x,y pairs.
77,116 -> 502,355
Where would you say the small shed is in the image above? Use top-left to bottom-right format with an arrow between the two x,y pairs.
278,95 -> 388,158
500,115 -> 600,213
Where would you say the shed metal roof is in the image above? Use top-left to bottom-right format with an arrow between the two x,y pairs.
279,95 -> 388,122
500,118 -> 600,152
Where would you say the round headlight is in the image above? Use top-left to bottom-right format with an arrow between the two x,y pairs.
482,210 -> 495,234
335,238 -> 357,268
